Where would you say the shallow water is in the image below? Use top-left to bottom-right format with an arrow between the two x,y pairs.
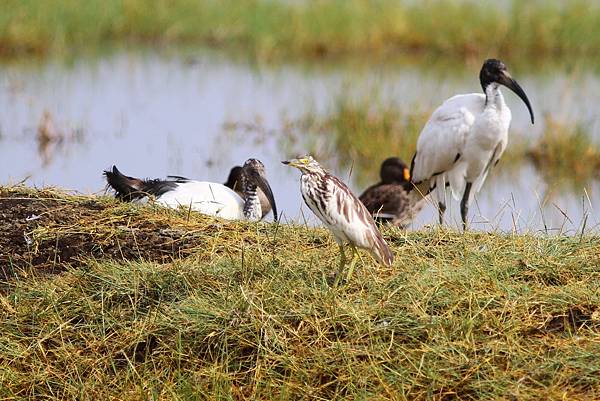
1,48 -> 599,233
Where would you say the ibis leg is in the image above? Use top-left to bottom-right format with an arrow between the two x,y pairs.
438,202 -> 447,225
333,244 -> 346,288
461,182 -> 472,231
345,245 -> 359,283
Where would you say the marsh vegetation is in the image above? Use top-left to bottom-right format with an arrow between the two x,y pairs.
1,186 -> 599,399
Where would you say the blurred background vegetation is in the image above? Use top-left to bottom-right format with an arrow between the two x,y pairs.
1,0 -> 600,61
1,0 -> 600,227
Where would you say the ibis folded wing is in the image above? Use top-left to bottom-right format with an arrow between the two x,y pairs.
411,94 -> 483,201
156,181 -> 245,220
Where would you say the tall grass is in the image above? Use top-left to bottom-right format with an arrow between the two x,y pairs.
263,97 -> 600,187
1,187 -> 599,399
292,95 -> 430,186
528,116 -> 600,185
1,0 -> 600,60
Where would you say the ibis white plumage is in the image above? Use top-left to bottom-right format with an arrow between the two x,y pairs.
104,159 -> 277,221
410,59 -> 534,229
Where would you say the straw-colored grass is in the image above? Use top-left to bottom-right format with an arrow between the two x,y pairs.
1,186 -> 600,399
1,0 -> 600,60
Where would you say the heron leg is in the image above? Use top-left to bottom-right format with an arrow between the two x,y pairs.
438,202 -> 446,225
333,244 -> 347,288
461,182 -> 473,231
345,245 -> 359,283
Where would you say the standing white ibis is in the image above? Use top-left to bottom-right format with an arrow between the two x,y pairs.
283,155 -> 393,286
104,159 -> 277,221
410,59 -> 534,229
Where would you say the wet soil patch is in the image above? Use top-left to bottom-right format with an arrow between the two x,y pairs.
527,305 -> 600,335
0,188 -> 204,281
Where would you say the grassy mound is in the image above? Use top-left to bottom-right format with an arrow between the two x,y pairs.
0,186 -> 253,279
0,186 -> 599,399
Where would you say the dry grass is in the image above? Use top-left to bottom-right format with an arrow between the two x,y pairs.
1,186 -> 600,399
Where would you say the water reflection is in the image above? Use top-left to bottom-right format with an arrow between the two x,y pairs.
0,48 -> 599,233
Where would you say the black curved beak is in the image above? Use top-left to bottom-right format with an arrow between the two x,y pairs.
501,74 -> 535,124
256,175 -> 278,222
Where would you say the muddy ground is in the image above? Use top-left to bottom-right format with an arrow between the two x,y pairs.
0,187 -> 205,281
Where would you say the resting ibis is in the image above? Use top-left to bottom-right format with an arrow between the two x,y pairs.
104,159 -> 277,221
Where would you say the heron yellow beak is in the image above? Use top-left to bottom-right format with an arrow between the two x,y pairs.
403,168 -> 410,181
282,158 -> 305,169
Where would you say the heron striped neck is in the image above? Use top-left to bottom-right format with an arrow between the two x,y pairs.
300,169 -> 333,224
297,163 -> 328,211
300,169 -> 327,193
242,179 -> 262,221
300,169 -> 326,185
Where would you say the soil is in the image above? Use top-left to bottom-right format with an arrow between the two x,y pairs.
0,188 -> 202,281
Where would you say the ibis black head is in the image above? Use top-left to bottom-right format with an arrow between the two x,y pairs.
242,158 -> 278,221
380,157 -> 410,184
480,59 -> 534,124
224,165 -> 243,191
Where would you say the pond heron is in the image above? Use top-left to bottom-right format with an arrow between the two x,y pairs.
283,155 -> 393,286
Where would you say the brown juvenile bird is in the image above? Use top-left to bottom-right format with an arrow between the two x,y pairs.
359,157 -> 425,228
